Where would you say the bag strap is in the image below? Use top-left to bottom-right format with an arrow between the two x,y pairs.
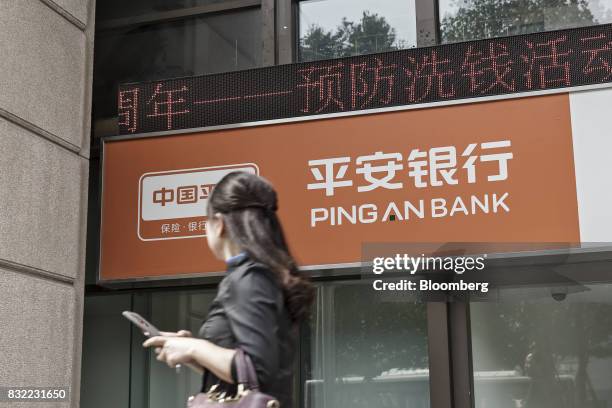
234,348 -> 260,391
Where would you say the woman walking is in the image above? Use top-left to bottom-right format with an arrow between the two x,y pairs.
143,171 -> 314,408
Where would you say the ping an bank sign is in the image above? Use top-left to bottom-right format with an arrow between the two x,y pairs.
307,140 -> 511,228
99,93 -> 580,282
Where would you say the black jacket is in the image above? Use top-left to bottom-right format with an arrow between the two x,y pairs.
198,253 -> 296,407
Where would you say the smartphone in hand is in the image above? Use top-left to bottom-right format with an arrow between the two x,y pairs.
122,311 -> 191,374
122,311 -> 161,337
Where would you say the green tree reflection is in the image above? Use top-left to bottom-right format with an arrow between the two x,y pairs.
300,11 -> 408,62
440,0 -> 597,43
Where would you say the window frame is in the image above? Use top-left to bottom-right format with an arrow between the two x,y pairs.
292,0 -> 439,63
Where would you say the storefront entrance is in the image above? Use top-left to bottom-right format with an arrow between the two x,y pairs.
81,248 -> 612,408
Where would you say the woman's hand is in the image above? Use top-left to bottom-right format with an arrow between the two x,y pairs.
143,336 -> 236,383
143,336 -> 201,368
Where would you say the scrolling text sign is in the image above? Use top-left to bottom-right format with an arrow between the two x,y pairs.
118,24 -> 612,134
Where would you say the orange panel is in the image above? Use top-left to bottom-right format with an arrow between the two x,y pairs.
100,93 -> 579,281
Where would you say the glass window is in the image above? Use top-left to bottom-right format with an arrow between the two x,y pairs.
82,281 -> 431,408
298,0 -> 417,62
304,282 -> 430,408
470,284 -> 612,408
81,294 -> 133,408
92,8 -> 262,121
147,290 -> 217,408
81,290 -> 217,408
439,0 -> 612,43
97,0 -> 236,22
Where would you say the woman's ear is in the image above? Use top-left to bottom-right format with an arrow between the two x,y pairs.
213,212 -> 226,237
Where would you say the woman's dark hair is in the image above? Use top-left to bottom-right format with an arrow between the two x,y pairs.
207,171 -> 315,323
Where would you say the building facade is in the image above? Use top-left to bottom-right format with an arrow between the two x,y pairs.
81,1 -> 612,407
3,1 -> 612,408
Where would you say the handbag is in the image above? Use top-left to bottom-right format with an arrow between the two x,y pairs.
187,348 -> 280,408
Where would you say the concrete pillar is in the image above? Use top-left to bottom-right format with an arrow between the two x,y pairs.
0,1 -> 95,407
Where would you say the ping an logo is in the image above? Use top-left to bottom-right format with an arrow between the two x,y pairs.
138,164 -> 259,241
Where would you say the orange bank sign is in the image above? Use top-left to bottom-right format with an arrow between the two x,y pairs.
306,139 -> 512,228
100,93 -> 580,281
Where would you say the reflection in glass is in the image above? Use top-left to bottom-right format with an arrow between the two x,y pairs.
305,283 -> 430,408
93,9 -> 262,120
439,0 -> 612,43
471,285 -> 612,408
81,295 -> 133,408
298,0 -> 417,62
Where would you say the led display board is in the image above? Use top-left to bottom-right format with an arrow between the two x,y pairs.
118,24 -> 612,135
